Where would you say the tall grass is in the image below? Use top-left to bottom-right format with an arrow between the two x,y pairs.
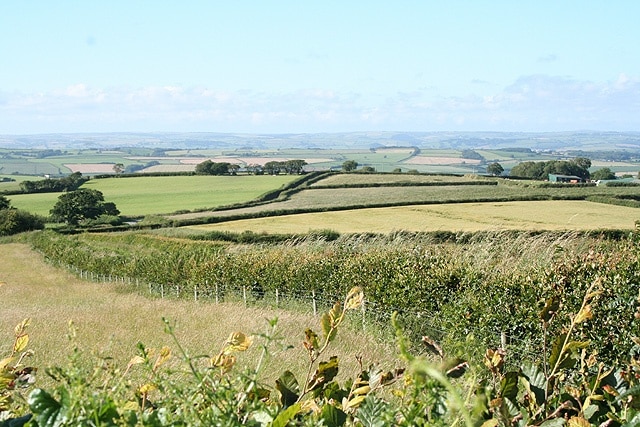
0,242 -> 398,391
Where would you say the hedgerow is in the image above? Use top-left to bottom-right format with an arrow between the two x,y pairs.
23,228 -> 640,369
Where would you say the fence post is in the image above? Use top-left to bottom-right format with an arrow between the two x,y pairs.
361,297 -> 366,332
243,285 -> 247,306
175,285 -> 179,298
215,282 -> 219,304
275,288 -> 279,307
194,284 -> 198,302
501,331 -> 507,350
312,290 -> 317,316
160,284 -> 164,299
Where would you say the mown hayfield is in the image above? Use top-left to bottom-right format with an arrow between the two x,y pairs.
0,243 -> 396,390
8,174 -> 298,217
311,173 -> 483,186
187,200 -> 640,234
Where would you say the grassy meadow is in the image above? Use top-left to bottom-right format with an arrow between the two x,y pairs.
7,174 -> 298,217
0,243 -> 397,390
186,200 -> 640,234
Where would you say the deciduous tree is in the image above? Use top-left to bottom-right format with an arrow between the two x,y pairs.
50,189 -> 120,225
342,160 -> 358,172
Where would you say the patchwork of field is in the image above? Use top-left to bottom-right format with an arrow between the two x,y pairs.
187,200 -> 639,234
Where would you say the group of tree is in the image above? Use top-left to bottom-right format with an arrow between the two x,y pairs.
461,149 -> 486,162
263,160 -> 307,175
510,157 -> 592,180
590,167 -> 617,181
19,172 -> 87,193
195,161 -> 240,175
0,195 -> 45,236
196,159 -> 308,176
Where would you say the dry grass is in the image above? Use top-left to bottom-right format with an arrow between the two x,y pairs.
187,200 -> 639,234
0,243 -> 398,389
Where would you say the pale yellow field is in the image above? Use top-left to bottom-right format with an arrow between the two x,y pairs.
188,200 -> 640,234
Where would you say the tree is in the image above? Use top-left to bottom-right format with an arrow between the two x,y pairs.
284,159 -> 307,174
50,189 -> 120,225
264,161 -> 283,175
591,167 -> 616,181
342,160 -> 358,172
486,163 -> 504,176
113,163 -> 125,174
0,195 -> 10,210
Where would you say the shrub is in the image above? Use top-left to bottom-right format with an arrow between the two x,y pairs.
0,209 -> 45,236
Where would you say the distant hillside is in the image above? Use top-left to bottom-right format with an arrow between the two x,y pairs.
2,131 -> 640,151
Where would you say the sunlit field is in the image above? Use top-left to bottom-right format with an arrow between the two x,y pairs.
7,174 -> 298,217
187,200 -> 640,234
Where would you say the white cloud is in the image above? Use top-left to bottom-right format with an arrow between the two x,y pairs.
0,74 -> 638,133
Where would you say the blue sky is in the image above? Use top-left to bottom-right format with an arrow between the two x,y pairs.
1,1 -> 639,134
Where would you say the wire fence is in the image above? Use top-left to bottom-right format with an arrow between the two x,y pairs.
56,259 -> 542,364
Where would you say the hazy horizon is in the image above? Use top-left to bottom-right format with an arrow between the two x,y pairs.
2,2 -> 639,134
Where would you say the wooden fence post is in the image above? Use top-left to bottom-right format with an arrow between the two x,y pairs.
361,297 -> 366,332
275,288 -> 279,307
312,290 -> 317,316
243,285 -> 247,306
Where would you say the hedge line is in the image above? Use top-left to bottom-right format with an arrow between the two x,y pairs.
24,229 -> 640,366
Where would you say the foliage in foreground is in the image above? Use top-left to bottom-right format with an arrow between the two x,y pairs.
3,283 -> 640,426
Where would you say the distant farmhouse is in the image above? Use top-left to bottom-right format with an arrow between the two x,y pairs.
548,173 -> 585,183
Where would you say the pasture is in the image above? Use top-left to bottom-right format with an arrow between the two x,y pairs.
186,200 -> 640,234
7,174 -> 298,217
0,243 -> 395,390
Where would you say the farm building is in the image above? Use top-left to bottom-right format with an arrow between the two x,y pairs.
548,174 -> 585,183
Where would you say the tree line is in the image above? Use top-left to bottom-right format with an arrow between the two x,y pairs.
19,172 -> 87,193
195,159 -> 307,175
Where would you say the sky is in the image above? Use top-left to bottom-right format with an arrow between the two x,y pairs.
1,1 -> 639,134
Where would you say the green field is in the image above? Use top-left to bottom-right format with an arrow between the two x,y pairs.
187,200 -> 640,234
8,175 -> 298,217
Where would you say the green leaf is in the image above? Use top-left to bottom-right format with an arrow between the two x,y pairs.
549,333 -> 569,370
500,371 -> 519,401
271,402 -> 303,427
540,297 -> 560,323
28,388 -> 65,427
357,395 -> 388,427
275,370 -> 300,408
0,414 -> 32,427
539,418 -> 566,427
521,362 -> 547,405
320,403 -> 347,427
